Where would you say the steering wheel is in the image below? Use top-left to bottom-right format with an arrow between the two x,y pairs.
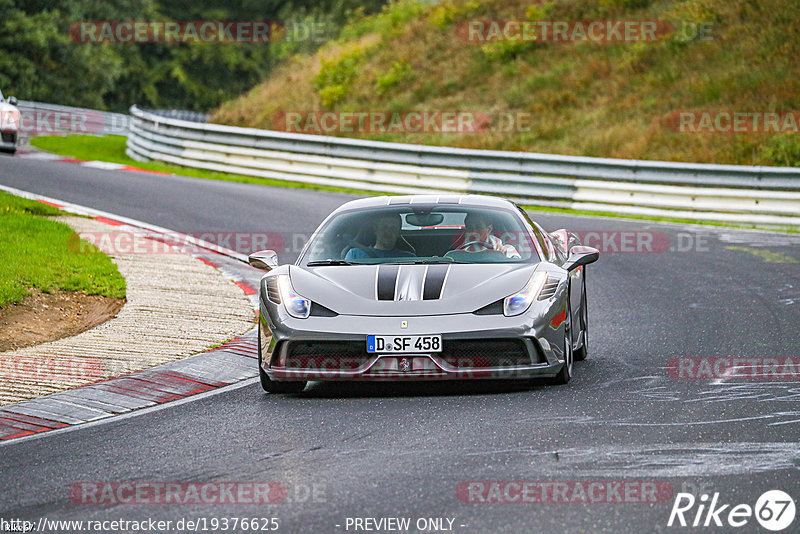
457,240 -> 494,252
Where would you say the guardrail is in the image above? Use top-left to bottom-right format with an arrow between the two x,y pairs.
136,108 -> 209,123
17,101 -> 129,137
14,103 -> 206,139
127,105 -> 800,227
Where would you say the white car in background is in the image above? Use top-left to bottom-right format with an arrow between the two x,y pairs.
0,89 -> 20,154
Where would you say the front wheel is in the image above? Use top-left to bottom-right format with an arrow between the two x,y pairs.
258,323 -> 306,394
574,274 -> 588,361
549,297 -> 573,385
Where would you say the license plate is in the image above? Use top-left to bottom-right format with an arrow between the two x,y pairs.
367,335 -> 442,353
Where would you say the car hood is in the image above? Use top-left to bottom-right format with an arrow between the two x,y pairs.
289,263 -> 539,316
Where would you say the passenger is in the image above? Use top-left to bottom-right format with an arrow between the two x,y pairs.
345,213 -> 416,260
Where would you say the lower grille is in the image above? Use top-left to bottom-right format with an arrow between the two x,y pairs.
440,339 -> 533,368
280,338 -> 536,371
284,340 -> 370,371
1,132 -> 15,143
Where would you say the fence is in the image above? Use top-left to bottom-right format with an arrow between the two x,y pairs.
124,105 -> 800,227
17,101 -> 129,137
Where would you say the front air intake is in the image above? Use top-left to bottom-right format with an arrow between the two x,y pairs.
440,339 -> 534,367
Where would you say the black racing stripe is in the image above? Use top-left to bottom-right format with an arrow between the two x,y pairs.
377,265 -> 399,300
423,264 -> 449,300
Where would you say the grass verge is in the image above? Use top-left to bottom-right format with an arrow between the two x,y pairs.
29,134 -> 390,197
0,190 -> 126,308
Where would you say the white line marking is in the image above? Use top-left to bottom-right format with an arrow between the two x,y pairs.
0,377 -> 259,448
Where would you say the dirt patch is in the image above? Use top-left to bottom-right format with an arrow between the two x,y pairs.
0,291 -> 125,352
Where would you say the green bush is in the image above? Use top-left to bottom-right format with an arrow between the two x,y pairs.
761,134 -> 800,166
376,60 -> 413,94
313,47 -> 370,107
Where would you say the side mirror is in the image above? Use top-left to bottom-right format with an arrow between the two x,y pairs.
7,96 -> 17,106
248,249 -> 278,271
564,245 -> 599,271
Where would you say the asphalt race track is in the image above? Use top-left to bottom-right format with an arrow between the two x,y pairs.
1,155 -> 799,533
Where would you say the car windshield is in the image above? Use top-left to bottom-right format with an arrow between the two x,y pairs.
300,205 -> 541,266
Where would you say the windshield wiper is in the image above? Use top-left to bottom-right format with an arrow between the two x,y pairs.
306,260 -> 356,266
393,259 -> 467,265
307,259 -> 470,266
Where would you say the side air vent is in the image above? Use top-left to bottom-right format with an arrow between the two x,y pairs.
265,277 -> 281,304
538,275 -> 560,300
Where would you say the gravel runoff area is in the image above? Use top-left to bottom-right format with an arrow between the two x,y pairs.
0,215 -> 256,405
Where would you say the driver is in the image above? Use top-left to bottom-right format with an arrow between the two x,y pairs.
462,212 -> 521,258
345,213 -> 416,260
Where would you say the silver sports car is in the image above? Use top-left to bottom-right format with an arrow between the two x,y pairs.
0,90 -> 19,154
250,195 -> 599,393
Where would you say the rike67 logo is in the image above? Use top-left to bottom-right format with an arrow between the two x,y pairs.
668,490 -> 795,531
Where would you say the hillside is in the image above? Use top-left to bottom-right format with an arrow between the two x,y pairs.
210,0 -> 800,166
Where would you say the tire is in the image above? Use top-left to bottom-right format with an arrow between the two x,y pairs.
258,322 -> 306,394
549,293 -> 573,385
574,272 -> 589,361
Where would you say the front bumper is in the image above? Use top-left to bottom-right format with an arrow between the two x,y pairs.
0,130 -> 17,152
259,301 -> 566,382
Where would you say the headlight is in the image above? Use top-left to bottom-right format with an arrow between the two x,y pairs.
503,271 -> 548,316
277,274 -> 311,318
